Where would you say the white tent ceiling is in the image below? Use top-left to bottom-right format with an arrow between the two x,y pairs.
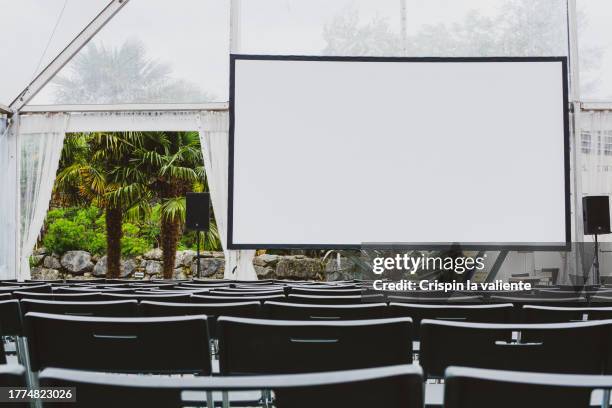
1,0 -> 612,109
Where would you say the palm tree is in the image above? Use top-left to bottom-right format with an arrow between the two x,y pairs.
52,40 -> 213,104
55,132 -> 148,278
132,131 -> 207,278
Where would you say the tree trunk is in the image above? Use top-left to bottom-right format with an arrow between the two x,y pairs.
106,206 -> 123,278
161,214 -> 181,279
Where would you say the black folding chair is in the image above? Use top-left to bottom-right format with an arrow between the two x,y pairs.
139,300 -> 260,339
0,300 -> 25,366
522,305 -> 612,323
217,317 -> 413,375
0,364 -> 27,408
420,319 -> 611,379
25,313 -> 211,375
444,366 -> 612,408
388,303 -> 514,338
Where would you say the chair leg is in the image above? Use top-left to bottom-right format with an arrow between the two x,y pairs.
222,390 -> 229,408
262,389 -> 272,408
602,389 -> 611,408
206,391 -> 213,408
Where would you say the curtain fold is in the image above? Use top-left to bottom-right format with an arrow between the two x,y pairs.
0,117 -> 17,279
18,113 -> 68,280
197,111 -> 257,280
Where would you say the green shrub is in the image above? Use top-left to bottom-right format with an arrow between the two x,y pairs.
43,218 -> 87,254
121,223 -> 152,256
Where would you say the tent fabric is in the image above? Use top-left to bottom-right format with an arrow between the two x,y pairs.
198,110 -> 257,280
18,113 -> 68,280
0,117 -> 18,279
61,110 -> 203,132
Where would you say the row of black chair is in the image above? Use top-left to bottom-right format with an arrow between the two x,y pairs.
2,362 -> 610,408
4,299 -> 612,342
19,312 -> 612,379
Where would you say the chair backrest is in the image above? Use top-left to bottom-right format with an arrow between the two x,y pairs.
387,295 -> 483,304
139,301 -> 260,338
191,294 -> 285,304
217,316 -> 413,375
53,287 -> 135,294
2,284 -> 51,294
263,301 -> 389,320
522,305 -> 612,323
104,293 -> 192,303
0,364 -> 27,407
39,364 -> 423,408
490,296 -> 587,307
590,295 -> 612,306
289,288 -> 363,297
444,366 -> 612,408
287,294 -> 385,304
20,300 -> 138,318
0,300 -> 22,336
13,292 -> 108,302
25,312 -> 210,374
388,303 -> 514,338
208,289 -> 285,297
420,319 -> 611,378
214,286 -> 286,292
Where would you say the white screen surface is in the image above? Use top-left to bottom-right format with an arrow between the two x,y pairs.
229,56 -> 568,248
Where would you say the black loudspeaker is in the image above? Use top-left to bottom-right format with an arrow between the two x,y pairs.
186,192 -> 210,231
583,195 -> 611,235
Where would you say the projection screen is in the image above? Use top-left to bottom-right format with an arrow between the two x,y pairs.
228,55 -> 569,249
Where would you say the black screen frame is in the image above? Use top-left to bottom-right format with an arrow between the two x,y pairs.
227,54 -> 571,251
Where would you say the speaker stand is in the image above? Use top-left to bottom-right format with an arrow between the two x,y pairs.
594,233 -> 600,286
196,230 -> 202,279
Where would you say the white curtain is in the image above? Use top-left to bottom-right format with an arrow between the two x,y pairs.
197,111 -> 257,280
574,110 -> 612,283
18,113 -> 68,280
0,117 -> 18,279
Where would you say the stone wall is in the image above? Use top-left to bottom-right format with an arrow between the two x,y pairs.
29,248 -> 341,281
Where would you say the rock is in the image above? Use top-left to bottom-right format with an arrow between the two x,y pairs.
43,255 -> 61,269
60,251 -> 94,274
255,264 -> 275,278
173,268 -> 187,280
92,256 -> 108,276
121,259 -> 137,278
30,267 -> 60,281
143,260 -> 163,275
144,248 -> 163,260
191,258 -> 224,277
324,256 -> 359,281
93,256 -> 137,277
275,257 -> 323,280
30,255 -> 45,267
174,250 -> 196,268
253,254 -> 280,267
178,250 -> 197,267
